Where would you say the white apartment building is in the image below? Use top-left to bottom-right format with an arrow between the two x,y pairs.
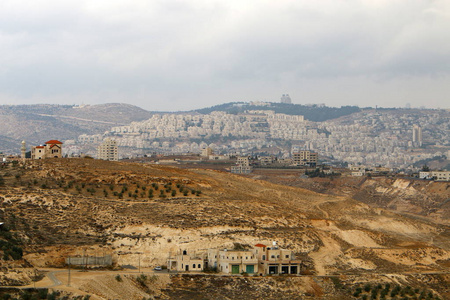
97,138 -> 118,161
292,151 -> 318,167
419,171 -> 450,181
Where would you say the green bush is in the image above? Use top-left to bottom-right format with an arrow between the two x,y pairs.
2,293 -> 12,300
38,289 -> 48,299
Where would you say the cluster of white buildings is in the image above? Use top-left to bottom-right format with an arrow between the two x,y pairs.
168,242 -> 302,275
316,110 -> 449,169
419,171 -> 450,181
73,108 -> 449,169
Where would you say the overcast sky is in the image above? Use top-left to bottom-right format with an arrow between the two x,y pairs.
0,0 -> 449,111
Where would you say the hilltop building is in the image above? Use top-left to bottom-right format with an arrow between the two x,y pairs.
31,140 -> 63,159
292,150 -> 318,167
97,138 -> 118,161
280,94 -> 292,104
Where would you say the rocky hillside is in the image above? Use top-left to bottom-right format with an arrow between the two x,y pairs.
0,103 -> 153,149
250,171 -> 450,227
0,159 -> 449,299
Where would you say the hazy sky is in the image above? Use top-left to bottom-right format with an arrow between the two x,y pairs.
0,0 -> 449,111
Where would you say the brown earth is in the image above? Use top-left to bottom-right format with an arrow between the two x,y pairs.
0,159 -> 449,299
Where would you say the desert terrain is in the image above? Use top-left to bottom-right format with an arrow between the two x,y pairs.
0,159 -> 449,299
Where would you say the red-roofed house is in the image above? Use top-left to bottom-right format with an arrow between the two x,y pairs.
31,140 -> 63,159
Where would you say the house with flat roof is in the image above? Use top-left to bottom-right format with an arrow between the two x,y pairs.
207,248 -> 258,274
254,242 -> 301,275
170,242 -> 301,275
168,250 -> 204,272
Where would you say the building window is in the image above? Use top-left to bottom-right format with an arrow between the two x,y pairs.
271,255 -> 275,259
285,255 -> 289,259
198,264 -> 201,268
192,264 -> 195,269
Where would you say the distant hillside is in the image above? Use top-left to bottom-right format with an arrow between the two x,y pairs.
194,102 -> 361,121
0,103 -> 153,150
0,135 -> 21,153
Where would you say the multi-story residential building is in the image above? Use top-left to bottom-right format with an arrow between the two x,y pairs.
412,125 -> 423,147
201,147 -> 213,157
207,248 -> 259,274
231,156 -> 252,174
292,151 -> 318,167
168,250 -> 204,272
254,243 -> 301,275
420,171 -> 450,181
171,243 -> 301,275
31,140 -> 63,159
97,138 -> 118,161
78,134 -> 103,144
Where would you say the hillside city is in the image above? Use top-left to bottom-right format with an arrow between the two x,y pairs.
68,103 -> 449,171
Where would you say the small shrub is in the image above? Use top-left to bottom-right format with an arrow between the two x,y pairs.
115,275 -> 122,282
38,288 -> 48,299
